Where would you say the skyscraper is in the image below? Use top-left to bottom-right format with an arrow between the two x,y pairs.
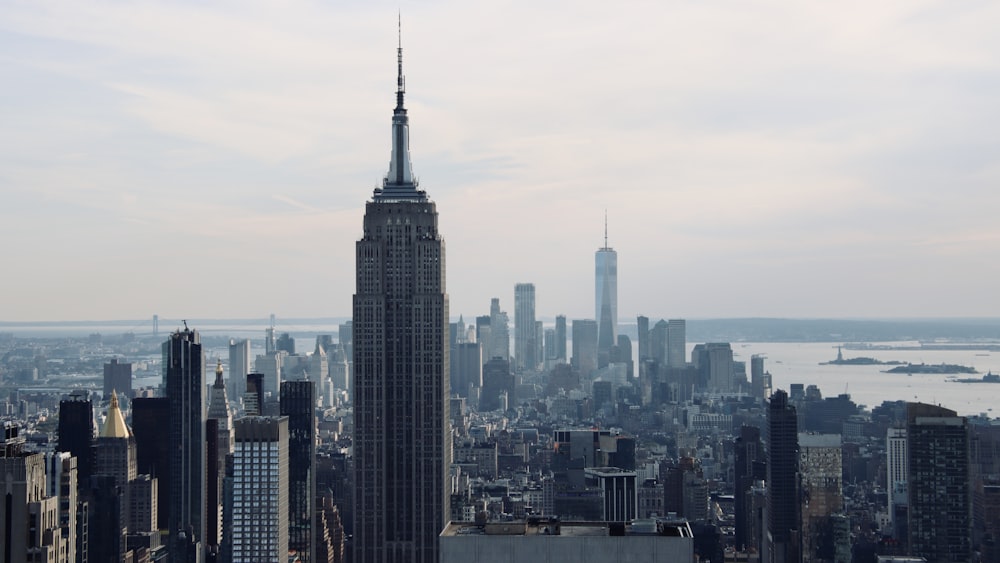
649,320 -> 668,365
92,391 -> 136,563
734,425 -> 765,551
554,315 -> 567,362
751,354 -> 767,400
571,319 -> 598,382
227,417 -> 290,562
584,467 -> 637,522
705,342 -> 734,392
310,339 -> 330,404
886,427 -> 908,539
132,397 -> 171,531
338,321 -> 353,362
207,360 -> 233,555
767,389 -> 800,563
103,358 -> 133,399
57,390 -> 95,492
353,34 -> 450,563
265,325 -> 277,355
277,332 -> 296,354
595,217 -> 617,367
544,328 -> 557,361
886,428 -> 908,491
666,319 -> 686,369
534,320 -> 544,372
281,380 -> 317,563
244,372 -> 264,417
489,297 -> 510,362
163,326 -> 206,562
798,433 -> 842,563
329,343 -> 350,400
94,391 -> 136,487
615,334 -> 634,380
514,283 -> 537,373
228,338 -> 251,411
255,351 -> 284,400
44,451 -> 79,563
1,429 -> 74,562
451,341 -> 481,399
906,403 -> 970,562
636,315 -> 650,361
480,357 -> 514,412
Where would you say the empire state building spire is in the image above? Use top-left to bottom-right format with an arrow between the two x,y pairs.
377,17 -> 424,201
355,27 -> 449,563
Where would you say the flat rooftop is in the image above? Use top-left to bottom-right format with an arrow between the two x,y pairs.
442,519 -> 693,538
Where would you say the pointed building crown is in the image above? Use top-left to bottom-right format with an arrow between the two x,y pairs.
600,210 -> 613,251
214,358 -> 225,388
374,17 -> 426,202
102,390 -> 131,438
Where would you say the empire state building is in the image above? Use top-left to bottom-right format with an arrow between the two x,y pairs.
353,35 -> 451,563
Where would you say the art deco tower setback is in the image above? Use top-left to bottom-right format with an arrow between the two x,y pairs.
353,34 -> 450,563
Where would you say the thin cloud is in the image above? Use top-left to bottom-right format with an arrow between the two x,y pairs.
1,1 -> 999,320
271,194 -> 328,214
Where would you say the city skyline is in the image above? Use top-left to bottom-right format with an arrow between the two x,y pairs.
2,2 -> 999,322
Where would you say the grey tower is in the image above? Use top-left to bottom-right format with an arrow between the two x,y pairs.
666,319 -> 686,369
228,338 -> 251,411
514,283 -> 537,373
595,215 -> 617,367
572,319 -> 598,380
554,315 -> 567,361
353,32 -> 450,563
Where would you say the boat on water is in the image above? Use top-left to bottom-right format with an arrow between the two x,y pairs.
953,371 -> 1000,383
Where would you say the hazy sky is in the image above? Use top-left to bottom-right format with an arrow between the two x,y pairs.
2,1 -> 999,323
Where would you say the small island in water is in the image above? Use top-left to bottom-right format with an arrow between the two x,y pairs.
820,346 -> 903,366
883,363 -> 979,375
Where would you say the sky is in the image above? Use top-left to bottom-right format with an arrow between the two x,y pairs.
1,0 -> 999,323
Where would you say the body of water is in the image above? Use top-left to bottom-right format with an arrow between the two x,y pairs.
730,342 -> 1000,416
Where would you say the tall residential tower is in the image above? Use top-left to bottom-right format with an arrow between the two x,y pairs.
227,417 -> 290,562
906,403 -> 970,562
353,33 -> 450,563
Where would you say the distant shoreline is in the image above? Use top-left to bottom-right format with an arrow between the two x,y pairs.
2,317 -> 1000,343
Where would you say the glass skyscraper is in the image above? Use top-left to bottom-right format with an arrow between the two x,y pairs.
514,283 -> 537,373
595,220 -> 617,367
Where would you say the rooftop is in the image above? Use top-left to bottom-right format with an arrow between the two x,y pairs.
441,518 -> 693,538
584,466 -> 637,476
798,433 -> 842,448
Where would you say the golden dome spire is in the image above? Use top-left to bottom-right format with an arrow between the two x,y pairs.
214,358 -> 226,388
102,390 -> 131,438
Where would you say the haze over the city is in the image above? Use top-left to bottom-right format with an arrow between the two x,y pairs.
2,1 -> 998,322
